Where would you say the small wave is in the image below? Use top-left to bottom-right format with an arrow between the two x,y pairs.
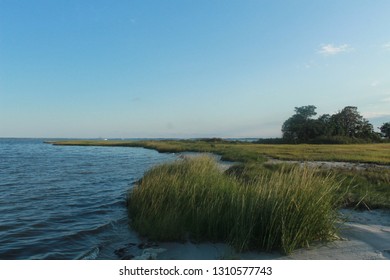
0,182 -> 18,188
77,246 -> 100,260
64,220 -> 119,241
77,171 -> 96,175
98,198 -> 126,208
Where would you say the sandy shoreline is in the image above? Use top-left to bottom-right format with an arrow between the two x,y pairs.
132,209 -> 387,260
280,209 -> 390,260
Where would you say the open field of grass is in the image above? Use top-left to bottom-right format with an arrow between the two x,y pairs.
51,139 -> 390,165
128,156 -> 342,254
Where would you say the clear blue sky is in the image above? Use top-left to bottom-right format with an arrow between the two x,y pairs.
1,0 -> 390,138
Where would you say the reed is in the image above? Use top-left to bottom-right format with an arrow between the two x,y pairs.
128,155 -> 342,254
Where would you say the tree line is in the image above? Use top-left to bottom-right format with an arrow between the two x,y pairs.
281,105 -> 390,144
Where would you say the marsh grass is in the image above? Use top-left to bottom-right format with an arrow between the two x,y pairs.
52,140 -> 390,165
128,155 -> 342,254
228,163 -> 390,210
331,168 -> 390,209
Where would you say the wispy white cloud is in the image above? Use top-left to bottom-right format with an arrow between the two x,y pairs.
318,44 -> 352,56
381,96 -> 390,103
383,42 -> 390,50
371,80 -> 380,87
299,60 -> 315,69
306,60 -> 317,69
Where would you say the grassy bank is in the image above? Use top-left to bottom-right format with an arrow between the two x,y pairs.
51,139 -> 390,165
227,162 -> 390,210
331,168 -> 390,209
128,156 -> 342,254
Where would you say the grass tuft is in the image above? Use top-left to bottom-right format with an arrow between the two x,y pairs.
128,155 -> 342,254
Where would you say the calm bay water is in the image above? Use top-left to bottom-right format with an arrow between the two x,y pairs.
0,139 -> 175,259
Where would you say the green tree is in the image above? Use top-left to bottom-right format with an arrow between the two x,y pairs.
380,122 -> 390,139
282,105 -> 318,142
281,105 -> 379,143
329,106 -> 375,138
294,105 -> 317,119
316,114 -> 333,136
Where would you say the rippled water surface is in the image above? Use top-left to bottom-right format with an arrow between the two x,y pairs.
0,139 -> 175,259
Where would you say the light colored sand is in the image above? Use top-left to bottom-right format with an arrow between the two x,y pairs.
279,209 -> 390,260
152,209 -> 390,260
265,157 -> 390,171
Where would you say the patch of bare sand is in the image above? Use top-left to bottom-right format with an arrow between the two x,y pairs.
265,158 -> 390,171
154,210 -> 390,260
278,210 -> 390,260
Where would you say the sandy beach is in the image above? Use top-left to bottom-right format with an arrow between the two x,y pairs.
133,209 -> 389,260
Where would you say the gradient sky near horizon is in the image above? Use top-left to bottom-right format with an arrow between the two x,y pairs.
1,0 -> 390,138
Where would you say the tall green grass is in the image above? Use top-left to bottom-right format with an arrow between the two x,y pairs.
330,168 -> 390,209
128,155 -> 342,254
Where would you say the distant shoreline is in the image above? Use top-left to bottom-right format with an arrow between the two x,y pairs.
48,139 -> 390,165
